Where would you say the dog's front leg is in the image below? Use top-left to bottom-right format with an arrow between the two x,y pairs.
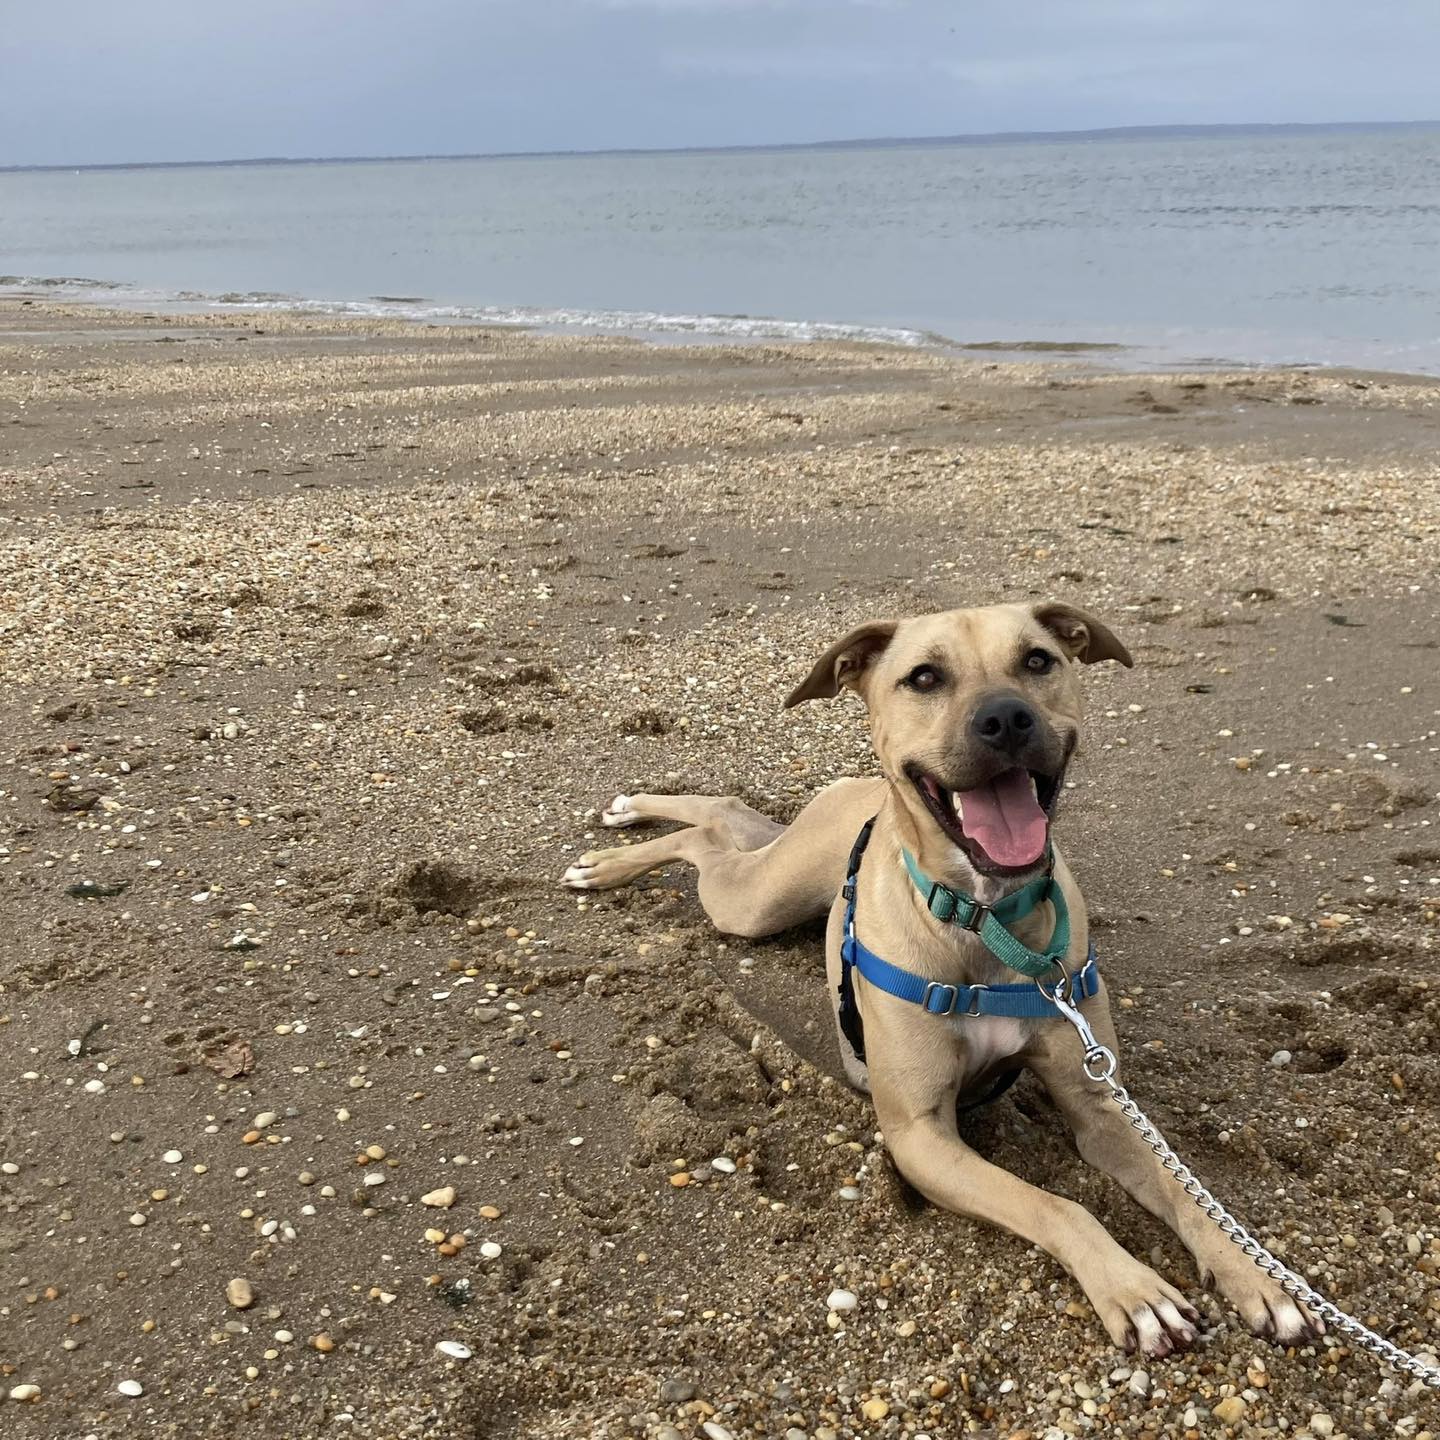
873,1075 -> 1200,1358
1026,996 -> 1322,1348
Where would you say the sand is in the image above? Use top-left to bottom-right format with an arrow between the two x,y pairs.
1,299 -> 1438,1440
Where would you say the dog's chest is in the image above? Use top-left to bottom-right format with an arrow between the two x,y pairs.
945,1014 -> 1028,1082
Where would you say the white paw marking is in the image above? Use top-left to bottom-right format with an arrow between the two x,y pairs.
601,794 -> 640,827
561,864 -> 597,889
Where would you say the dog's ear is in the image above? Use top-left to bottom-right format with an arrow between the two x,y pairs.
1033,602 -> 1133,668
784,620 -> 899,707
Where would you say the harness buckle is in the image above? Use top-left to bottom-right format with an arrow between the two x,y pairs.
959,899 -> 991,933
964,984 -> 990,1017
921,981 -> 959,1016
926,881 -> 956,923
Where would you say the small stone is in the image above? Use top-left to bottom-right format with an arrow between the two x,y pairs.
129,1212 -> 146,1227
929,1379 -> 951,1399
312,1333 -> 335,1352
274,1330 -> 294,1343
826,1288 -> 857,1311
1128,1370 -> 1151,1397
701,1424 -> 733,1440
1270,1049 -> 1292,1067
861,1399 -> 889,1421
1310,1415 -> 1335,1437
253,1111 -> 278,1129
117,1379 -> 144,1397
421,1186 -> 456,1208
668,1172 -> 691,1188
479,1205 -> 502,1220
161,1150 -> 183,1164
1213,1397 -> 1247,1424
710,1156 -> 736,1174
226,1277 -> 255,1310
660,1377 -> 698,1403
479,1241 -> 503,1259
435,1341 -> 472,1361
8,1384 -> 42,1402
425,1228 -> 446,1244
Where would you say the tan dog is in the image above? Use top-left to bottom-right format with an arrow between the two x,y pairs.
563,602 -> 1318,1358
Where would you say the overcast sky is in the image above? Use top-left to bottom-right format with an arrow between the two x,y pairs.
5,0 -> 1440,167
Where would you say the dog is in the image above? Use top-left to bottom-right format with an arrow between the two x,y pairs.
562,601 -> 1319,1358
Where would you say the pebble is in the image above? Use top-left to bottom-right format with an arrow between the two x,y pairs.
1270,1049 -> 1293,1067
701,1424 -> 733,1440
861,1399 -> 889,1421
161,1149 -> 183,1164
8,1384 -> 41,1402
660,1377 -> 698,1403
225,1277 -> 255,1310
838,1185 -> 860,1201
1310,1415 -> 1336,1437
710,1156 -> 737,1174
1213,1396 -> 1247,1424
479,1241 -> 503,1259
421,1186 -> 456,1208
129,1212 -> 146,1227
253,1111 -> 278,1129
435,1341 -> 472,1361
826,1288 -> 858,1311
312,1333 -> 335,1352
479,1204 -> 502,1220
1128,1369 -> 1150,1397
117,1379 -> 144,1397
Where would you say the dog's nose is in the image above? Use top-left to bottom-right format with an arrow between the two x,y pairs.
971,695 -> 1037,754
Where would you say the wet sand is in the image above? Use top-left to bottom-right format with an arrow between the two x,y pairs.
2,300 -> 1438,1439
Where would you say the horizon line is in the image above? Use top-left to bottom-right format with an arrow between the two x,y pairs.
4,118 -> 1439,175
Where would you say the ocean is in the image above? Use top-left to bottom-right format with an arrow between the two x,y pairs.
3,126 -> 1439,372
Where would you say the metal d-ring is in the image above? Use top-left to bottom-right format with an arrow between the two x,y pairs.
1034,955 -> 1074,1006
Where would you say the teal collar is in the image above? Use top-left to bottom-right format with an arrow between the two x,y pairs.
900,847 -> 1070,980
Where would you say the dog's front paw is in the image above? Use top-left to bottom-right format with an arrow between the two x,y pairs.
601,794 -> 643,827
1083,1255 -> 1202,1359
1206,1253 -> 1324,1348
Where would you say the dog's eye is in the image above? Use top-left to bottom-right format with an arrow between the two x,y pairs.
904,665 -> 943,692
1024,648 -> 1057,674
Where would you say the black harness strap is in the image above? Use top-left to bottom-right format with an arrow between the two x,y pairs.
836,817 -> 876,1063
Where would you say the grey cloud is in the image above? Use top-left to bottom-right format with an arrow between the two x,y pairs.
1,0 -> 1437,167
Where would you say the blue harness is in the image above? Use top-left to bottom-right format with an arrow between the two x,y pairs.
837,818 -> 1099,1069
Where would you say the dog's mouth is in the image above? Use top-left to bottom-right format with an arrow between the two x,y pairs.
910,765 -> 1063,876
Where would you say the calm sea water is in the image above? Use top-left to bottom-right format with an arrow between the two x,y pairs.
3,129 -> 1440,371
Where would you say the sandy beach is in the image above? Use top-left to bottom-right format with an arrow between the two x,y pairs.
2,299 -> 1439,1439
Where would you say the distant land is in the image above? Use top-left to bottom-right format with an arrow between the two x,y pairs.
3,119 -> 1438,174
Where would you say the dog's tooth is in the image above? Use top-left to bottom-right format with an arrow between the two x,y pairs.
950,792 -> 964,820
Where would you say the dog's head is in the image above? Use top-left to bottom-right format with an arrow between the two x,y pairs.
786,602 -> 1131,878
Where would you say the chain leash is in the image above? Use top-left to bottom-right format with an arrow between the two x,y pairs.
1040,970 -> 1440,1392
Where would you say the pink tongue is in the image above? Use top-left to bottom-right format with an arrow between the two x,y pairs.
957,769 -> 1048,868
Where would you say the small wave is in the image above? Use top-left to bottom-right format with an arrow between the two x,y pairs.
0,275 -> 938,348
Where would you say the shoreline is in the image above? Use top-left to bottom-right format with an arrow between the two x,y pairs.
7,281 -> 1440,381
